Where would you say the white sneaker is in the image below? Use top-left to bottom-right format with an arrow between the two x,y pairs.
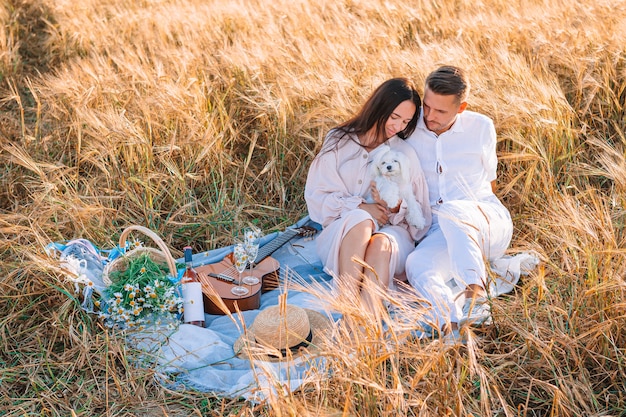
460,297 -> 492,327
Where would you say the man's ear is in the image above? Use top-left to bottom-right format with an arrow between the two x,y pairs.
458,101 -> 468,113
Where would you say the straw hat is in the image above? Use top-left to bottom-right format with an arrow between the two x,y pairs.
234,304 -> 332,360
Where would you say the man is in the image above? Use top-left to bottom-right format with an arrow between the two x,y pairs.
405,65 -> 513,338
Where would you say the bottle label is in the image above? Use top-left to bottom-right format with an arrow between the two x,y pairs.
182,282 -> 205,323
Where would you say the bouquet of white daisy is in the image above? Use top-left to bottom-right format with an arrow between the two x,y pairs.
100,252 -> 183,330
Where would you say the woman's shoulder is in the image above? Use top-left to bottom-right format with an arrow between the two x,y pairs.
321,128 -> 358,152
325,127 -> 355,141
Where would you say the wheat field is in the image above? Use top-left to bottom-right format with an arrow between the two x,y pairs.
1,0 -> 626,415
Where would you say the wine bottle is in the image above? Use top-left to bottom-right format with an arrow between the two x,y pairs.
181,246 -> 205,327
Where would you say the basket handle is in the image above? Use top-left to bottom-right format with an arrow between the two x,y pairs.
118,225 -> 178,277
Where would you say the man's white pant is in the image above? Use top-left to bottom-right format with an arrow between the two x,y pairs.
406,199 -> 513,325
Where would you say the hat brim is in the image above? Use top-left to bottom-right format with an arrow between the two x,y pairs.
233,308 -> 333,362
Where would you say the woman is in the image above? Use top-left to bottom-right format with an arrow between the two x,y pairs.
305,78 -> 432,314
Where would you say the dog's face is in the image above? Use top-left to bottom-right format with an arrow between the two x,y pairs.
373,149 -> 407,181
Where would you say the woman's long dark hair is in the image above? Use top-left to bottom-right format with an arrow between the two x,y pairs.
325,78 -> 421,153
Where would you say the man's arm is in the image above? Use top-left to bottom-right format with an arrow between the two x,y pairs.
491,180 -> 496,194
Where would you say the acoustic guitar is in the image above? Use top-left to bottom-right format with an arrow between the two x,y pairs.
195,226 -> 316,315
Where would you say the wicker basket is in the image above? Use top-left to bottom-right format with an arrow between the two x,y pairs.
103,225 -> 178,286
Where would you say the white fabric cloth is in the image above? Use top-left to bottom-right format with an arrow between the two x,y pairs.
305,130 -> 431,279
134,290 -> 330,402
405,109 -> 514,325
488,251 -> 541,295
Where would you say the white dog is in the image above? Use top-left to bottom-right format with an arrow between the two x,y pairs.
369,148 -> 426,230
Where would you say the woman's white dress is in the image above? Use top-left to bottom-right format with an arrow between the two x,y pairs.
305,130 -> 431,280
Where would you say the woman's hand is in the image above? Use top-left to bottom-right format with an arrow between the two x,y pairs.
358,201 -> 390,227
370,181 -> 401,213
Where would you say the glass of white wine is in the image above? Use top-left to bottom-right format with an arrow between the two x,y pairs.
242,227 -> 261,287
231,243 -> 250,296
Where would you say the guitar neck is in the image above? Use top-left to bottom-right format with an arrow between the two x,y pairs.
253,228 -> 300,264
187,226 -> 314,269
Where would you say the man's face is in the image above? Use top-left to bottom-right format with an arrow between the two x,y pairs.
422,88 -> 466,135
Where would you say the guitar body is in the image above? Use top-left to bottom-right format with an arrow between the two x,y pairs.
193,225 -> 316,315
196,256 -> 279,315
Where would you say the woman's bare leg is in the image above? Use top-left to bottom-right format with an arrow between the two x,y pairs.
337,220 -> 374,296
361,233 -> 392,318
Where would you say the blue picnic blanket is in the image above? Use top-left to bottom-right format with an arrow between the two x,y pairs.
49,215 -> 539,401
126,216 -> 337,401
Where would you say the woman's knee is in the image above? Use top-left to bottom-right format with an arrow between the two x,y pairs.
348,219 -> 375,236
366,234 -> 392,256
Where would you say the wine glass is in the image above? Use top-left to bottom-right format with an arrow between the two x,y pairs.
231,244 -> 250,296
242,275 -> 260,288
242,227 -> 261,287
